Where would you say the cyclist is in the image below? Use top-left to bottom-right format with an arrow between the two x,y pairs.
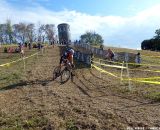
59,48 -> 75,68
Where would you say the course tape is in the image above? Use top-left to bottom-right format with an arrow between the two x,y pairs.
142,55 -> 160,58
98,59 -> 123,65
126,62 -> 160,67
95,58 -> 160,67
129,68 -> 160,73
92,61 -> 127,69
0,52 -> 39,67
126,76 -> 160,80
91,64 -> 119,78
92,64 -> 160,85
126,79 -> 160,85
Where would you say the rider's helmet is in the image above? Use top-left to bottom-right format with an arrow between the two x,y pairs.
68,48 -> 74,55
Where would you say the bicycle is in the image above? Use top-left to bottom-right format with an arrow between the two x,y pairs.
53,59 -> 75,83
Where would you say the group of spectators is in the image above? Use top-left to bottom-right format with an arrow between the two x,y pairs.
3,42 -> 45,58
59,39 -> 71,45
99,44 -> 141,64
99,45 -> 115,61
3,43 -> 25,57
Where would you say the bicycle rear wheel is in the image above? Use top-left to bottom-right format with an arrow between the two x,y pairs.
60,67 -> 71,83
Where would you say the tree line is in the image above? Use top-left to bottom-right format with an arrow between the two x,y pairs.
80,31 -> 104,46
141,29 -> 160,51
0,20 -> 56,44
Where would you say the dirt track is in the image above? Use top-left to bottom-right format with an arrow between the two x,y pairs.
0,46 -> 160,130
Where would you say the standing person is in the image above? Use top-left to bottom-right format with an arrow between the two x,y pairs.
18,42 -> 22,52
37,42 -> 41,51
52,41 -> 55,48
20,48 -> 25,58
28,42 -> 31,50
107,48 -> 115,61
135,52 -> 141,64
100,44 -> 104,51
90,52 -> 94,63
25,42 -> 27,48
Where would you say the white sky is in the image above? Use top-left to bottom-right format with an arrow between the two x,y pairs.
0,0 -> 160,49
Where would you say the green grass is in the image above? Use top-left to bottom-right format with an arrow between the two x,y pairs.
66,119 -> 79,130
0,47 -> 38,64
0,50 -> 39,89
146,92 -> 160,101
0,115 -> 48,130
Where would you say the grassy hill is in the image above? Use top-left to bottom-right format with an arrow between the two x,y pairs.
0,45 -> 160,130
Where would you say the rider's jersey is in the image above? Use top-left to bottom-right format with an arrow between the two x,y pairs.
60,49 -> 74,64
66,52 -> 73,62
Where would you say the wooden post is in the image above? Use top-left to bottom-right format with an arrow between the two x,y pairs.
36,52 -> 39,62
120,61 -> 124,84
23,57 -> 26,72
99,59 -> 102,78
41,48 -> 44,55
126,62 -> 131,91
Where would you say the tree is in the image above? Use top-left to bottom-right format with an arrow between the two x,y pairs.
154,29 -> 160,39
45,24 -> 55,44
37,24 -> 46,43
80,31 -> 104,45
0,24 -> 6,44
6,20 -> 13,44
13,23 -> 27,44
26,23 -> 36,44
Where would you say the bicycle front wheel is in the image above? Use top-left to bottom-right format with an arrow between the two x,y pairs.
60,67 -> 71,83
53,66 -> 61,80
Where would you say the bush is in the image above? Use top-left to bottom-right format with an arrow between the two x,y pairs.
4,47 -> 8,53
32,43 -> 37,48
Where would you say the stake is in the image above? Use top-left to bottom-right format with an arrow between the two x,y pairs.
126,62 -> 131,91
23,57 -> 26,72
120,61 -> 124,84
99,59 -> 102,78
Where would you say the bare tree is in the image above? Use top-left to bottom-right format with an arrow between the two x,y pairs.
13,23 -> 27,44
45,24 -> 55,44
0,24 -> 6,44
37,24 -> 46,43
0,21 -> 56,45
0,23 -> 12,44
26,23 -> 36,44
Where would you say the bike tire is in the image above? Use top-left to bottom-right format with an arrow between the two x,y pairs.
71,72 -> 74,82
53,66 -> 61,80
60,67 -> 71,84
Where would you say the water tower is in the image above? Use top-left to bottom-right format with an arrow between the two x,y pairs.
57,23 -> 71,44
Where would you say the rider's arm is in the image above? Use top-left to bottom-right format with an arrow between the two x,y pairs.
71,55 -> 74,65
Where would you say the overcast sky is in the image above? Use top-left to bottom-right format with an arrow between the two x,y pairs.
1,0 -> 160,49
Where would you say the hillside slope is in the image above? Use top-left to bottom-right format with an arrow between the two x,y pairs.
0,46 -> 159,130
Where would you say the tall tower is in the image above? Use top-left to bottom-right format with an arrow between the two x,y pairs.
57,23 -> 71,44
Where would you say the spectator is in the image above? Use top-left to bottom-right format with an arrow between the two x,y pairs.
28,42 -> 31,49
107,48 -> 115,61
15,48 -> 19,53
52,41 -> 55,48
135,52 -> 141,64
100,44 -> 104,51
20,48 -> 25,58
18,42 -> 22,51
90,52 -> 94,63
4,47 -> 8,53
24,42 -> 28,47
8,47 -> 14,53
37,42 -> 41,50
